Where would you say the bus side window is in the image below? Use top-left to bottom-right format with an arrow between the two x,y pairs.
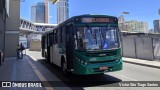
54,29 -> 58,44
77,27 -> 84,50
45,35 -> 47,49
62,27 -> 66,46
49,33 -> 53,46
48,34 -> 50,47
58,28 -> 62,44
53,31 -> 55,44
60,28 -> 63,44
42,36 -> 45,49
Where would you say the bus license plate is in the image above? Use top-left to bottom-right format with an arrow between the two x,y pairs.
99,66 -> 108,70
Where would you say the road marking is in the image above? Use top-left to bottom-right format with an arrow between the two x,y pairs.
11,59 -> 17,90
25,56 -> 54,90
106,73 -> 138,81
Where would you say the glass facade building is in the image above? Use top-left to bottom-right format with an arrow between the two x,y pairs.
154,20 -> 160,34
31,5 -> 36,22
57,0 -> 69,24
36,2 -> 45,23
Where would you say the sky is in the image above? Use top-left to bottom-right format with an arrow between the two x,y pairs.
20,0 -> 160,29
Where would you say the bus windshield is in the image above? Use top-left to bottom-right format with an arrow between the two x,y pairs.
75,27 -> 119,51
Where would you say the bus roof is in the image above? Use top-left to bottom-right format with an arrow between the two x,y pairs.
42,14 -> 117,35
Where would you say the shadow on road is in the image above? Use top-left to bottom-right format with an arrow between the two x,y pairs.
36,58 -> 122,87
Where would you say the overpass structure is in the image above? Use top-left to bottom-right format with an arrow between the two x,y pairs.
20,18 -> 57,33
19,18 -> 57,48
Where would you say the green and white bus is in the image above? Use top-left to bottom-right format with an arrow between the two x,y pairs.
41,14 -> 122,75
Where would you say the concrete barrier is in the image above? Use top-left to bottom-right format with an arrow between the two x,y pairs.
122,36 -> 154,60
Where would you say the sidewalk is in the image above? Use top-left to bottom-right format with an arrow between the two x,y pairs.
0,56 -> 45,90
123,57 -> 160,69
0,54 -> 71,90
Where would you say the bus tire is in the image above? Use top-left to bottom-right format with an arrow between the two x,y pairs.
45,52 -> 49,63
45,52 -> 47,60
96,73 -> 105,76
61,59 -> 68,76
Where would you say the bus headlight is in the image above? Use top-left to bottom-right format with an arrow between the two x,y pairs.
115,59 -> 120,63
81,60 -> 83,64
84,62 -> 88,65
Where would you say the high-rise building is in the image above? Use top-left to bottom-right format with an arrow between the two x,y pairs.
31,2 -> 46,23
153,20 -> 160,34
139,21 -> 148,33
118,15 -> 125,32
149,28 -> 154,33
36,2 -> 45,23
158,9 -> 160,15
121,20 -> 148,33
31,5 -> 36,22
118,15 -> 125,24
57,0 -> 69,24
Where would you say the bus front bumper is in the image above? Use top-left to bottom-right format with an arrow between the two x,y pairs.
72,59 -> 123,75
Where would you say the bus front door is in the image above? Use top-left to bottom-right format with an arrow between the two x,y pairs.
66,25 -> 74,71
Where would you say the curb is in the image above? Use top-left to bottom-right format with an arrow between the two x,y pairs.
123,60 -> 160,69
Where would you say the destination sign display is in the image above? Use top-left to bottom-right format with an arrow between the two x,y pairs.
81,17 -> 115,23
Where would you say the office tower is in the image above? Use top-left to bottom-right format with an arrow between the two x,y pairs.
154,20 -> 160,34
31,5 -> 36,22
57,0 -> 69,24
36,2 -> 45,23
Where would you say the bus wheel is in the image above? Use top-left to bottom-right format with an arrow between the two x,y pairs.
61,61 -> 68,76
45,52 -> 49,63
97,73 -> 105,76
45,52 -> 47,60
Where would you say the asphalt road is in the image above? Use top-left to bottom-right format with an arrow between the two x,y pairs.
107,62 -> 160,81
26,50 -> 160,90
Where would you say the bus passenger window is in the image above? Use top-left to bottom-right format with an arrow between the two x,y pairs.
76,27 -> 85,50
62,27 -> 66,45
55,30 -> 58,44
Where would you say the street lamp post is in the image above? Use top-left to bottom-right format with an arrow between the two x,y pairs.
118,12 -> 129,57
122,12 -> 130,14
46,0 -> 58,4
118,12 -> 130,32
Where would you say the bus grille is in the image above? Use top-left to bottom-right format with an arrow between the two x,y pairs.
89,60 -> 115,64
86,51 -> 117,57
